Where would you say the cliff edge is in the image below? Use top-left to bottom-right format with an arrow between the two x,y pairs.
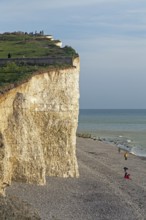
0,57 -> 80,195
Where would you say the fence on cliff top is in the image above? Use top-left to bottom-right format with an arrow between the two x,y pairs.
0,57 -> 73,66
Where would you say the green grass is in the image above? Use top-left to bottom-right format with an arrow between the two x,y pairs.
0,32 -> 78,92
0,62 -> 72,92
0,62 -> 38,88
0,33 -> 78,58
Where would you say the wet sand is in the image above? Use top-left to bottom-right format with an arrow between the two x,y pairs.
7,137 -> 146,220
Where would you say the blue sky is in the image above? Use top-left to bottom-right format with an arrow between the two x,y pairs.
1,0 -> 146,109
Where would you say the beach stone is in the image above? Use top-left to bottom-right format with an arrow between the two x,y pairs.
0,195 -> 41,220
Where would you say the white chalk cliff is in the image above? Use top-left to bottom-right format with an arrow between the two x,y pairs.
0,57 -> 80,195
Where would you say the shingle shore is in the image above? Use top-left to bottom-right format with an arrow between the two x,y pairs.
7,137 -> 146,220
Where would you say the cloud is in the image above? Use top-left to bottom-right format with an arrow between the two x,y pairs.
0,0 -> 98,11
1,0 -> 146,14
1,0 -> 146,108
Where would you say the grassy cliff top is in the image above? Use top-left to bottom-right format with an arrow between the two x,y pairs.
0,31 -> 78,92
0,31 -> 78,58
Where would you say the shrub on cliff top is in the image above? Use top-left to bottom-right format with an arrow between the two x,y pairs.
0,62 -> 37,87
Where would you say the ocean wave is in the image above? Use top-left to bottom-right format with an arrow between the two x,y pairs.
77,132 -> 146,158
130,146 -> 146,157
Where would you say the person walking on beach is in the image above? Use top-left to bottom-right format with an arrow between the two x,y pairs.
123,167 -> 131,179
124,152 -> 128,160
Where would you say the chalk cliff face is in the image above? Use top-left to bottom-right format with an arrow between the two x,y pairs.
0,57 -> 80,194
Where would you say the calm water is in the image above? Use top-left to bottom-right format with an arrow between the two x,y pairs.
77,109 -> 146,157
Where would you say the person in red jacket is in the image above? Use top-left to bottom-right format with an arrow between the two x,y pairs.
123,167 -> 131,179
124,173 -> 130,179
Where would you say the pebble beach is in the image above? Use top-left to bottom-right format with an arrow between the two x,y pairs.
7,137 -> 146,220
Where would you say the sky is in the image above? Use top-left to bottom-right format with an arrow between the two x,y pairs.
0,0 -> 146,109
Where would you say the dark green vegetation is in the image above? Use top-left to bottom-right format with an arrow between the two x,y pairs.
0,31 -> 78,92
0,62 -> 38,88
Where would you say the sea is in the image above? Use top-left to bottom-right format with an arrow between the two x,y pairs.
77,109 -> 146,158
